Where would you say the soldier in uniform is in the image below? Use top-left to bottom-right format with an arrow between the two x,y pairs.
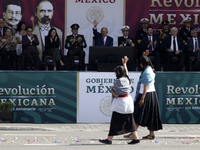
135,18 -> 149,59
65,24 -> 87,71
158,20 -> 171,62
118,26 -> 135,47
179,17 -> 193,62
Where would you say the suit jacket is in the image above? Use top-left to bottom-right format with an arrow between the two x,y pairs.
163,35 -> 184,52
135,28 -> 147,46
141,34 -> 159,52
65,34 -> 87,52
93,28 -> 113,46
32,22 -> 63,60
22,34 -> 39,53
187,37 -> 200,53
118,36 -> 135,47
179,27 -> 193,45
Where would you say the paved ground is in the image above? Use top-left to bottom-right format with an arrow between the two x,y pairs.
0,124 -> 200,150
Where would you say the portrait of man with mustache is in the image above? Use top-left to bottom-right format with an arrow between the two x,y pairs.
2,0 -> 25,35
33,0 -> 63,61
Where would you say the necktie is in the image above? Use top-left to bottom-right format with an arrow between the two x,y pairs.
149,36 -> 152,53
103,37 -> 105,45
195,38 -> 198,51
173,36 -> 176,52
0,29 -> 2,36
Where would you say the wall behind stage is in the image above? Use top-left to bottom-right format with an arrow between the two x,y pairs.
65,0 -> 125,63
0,0 -> 65,53
2,0 -> 200,61
126,0 -> 200,38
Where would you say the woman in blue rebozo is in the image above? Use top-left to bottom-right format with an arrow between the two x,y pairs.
124,56 -> 162,140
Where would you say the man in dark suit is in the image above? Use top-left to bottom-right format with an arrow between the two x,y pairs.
141,26 -> 159,69
163,27 -> 185,71
118,26 -> 135,47
158,20 -> 171,62
135,18 -> 149,59
65,23 -> 87,71
179,17 -> 193,62
180,17 -> 193,46
187,29 -> 200,70
22,27 -> 40,70
93,20 -> 113,46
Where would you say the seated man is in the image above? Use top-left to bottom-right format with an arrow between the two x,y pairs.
159,20 -> 171,62
188,29 -> 200,70
93,20 -> 113,46
65,23 -> 87,71
118,26 -> 135,47
22,27 -> 40,70
0,27 -> 17,70
163,27 -> 185,71
141,26 -> 159,69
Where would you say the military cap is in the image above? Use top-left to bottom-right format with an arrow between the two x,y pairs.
183,17 -> 192,23
161,20 -> 169,26
140,18 -> 149,24
121,26 -> 130,31
70,23 -> 80,29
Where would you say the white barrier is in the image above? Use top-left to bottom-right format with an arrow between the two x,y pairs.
77,72 -> 140,123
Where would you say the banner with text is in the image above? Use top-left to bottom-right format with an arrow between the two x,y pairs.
0,72 -> 77,123
77,72 -> 140,123
155,73 -> 200,124
126,0 -> 200,39
66,0 -> 125,63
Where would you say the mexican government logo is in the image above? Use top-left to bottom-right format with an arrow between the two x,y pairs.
99,96 -> 112,116
86,6 -> 104,23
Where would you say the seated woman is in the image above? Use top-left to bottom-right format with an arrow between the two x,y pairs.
45,28 -> 64,71
0,28 -> 18,70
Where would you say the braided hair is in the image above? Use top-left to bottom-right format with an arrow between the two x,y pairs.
139,56 -> 156,73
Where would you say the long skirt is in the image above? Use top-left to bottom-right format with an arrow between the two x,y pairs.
108,111 -> 137,136
48,48 -> 61,67
134,92 -> 163,131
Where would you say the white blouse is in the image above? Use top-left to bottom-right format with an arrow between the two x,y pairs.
111,95 -> 134,114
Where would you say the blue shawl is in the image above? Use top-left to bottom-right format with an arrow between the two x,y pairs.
134,66 -> 155,101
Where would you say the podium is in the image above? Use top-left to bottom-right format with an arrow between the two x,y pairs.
88,46 -> 135,71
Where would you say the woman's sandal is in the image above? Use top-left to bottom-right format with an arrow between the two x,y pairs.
142,135 -> 155,140
123,133 -> 133,139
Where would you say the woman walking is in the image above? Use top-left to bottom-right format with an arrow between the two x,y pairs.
99,56 -> 140,145
124,56 -> 162,140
